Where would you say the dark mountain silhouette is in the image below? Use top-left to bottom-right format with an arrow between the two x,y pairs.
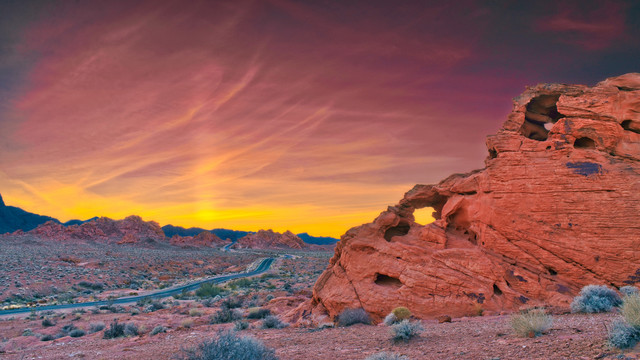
0,193 -> 60,234
296,232 -> 339,245
63,217 -> 100,226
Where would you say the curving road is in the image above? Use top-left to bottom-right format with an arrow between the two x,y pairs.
0,257 -> 275,316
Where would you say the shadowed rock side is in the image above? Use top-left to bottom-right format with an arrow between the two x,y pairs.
303,73 -> 640,323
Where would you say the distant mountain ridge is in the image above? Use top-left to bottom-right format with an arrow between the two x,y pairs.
0,193 -> 336,246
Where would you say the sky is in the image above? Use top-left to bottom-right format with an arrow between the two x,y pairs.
0,0 -> 638,237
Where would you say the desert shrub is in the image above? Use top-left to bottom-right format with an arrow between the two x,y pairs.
40,334 -> 56,341
103,320 -> 125,339
621,286 -> 639,297
89,322 -> 105,333
69,329 -> 85,338
196,283 -> 224,298
189,308 -> 203,317
383,313 -> 398,326
229,278 -> 253,289
78,281 -> 104,291
182,319 -> 194,329
176,330 -> 277,360
145,300 -> 165,312
210,308 -> 241,324
571,285 -> 621,313
22,328 -> 34,336
151,325 -> 167,336
247,308 -> 271,319
365,352 -> 410,360
608,319 -> 640,349
390,320 -> 423,342
221,297 -> 243,309
510,308 -> 553,337
337,308 -> 371,327
60,324 -> 77,334
42,318 -> 55,327
124,322 -> 139,337
382,313 -> 398,326
261,315 -> 286,329
621,294 -> 640,327
392,307 -> 411,321
234,320 -> 249,331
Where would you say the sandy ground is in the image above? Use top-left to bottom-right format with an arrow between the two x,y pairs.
2,311 -> 637,360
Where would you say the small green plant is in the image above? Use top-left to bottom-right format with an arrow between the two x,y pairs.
571,285 -> 621,313
390,320 -> 423,342
247,308 -> 271,319
608,319 -> 640,349
365,352 -> 411,360
509,308 -> 553,337
392,307 -> 411,321
234,320 -> 249,331
151,325 -> 167,336
261,315 -> 286,329
196,283 -> 224,298
621,294 -> 640,327
337,308 -> 371,327
176,330 -> 277,360
210,308 -> 241,324
103,319 -> 125,339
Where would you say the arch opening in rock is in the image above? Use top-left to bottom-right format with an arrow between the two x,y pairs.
574,137 -> 596,149
519,94 -> 564,141
546,267 -> 558,276
374,273 -> 403,288
493,284 -> 503,296
413,207 -> 435,225
622,120 -> 640,134
384,221 -> 411,241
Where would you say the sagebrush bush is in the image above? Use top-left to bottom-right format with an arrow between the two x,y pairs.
151,325 -> 167,336
261,315 -> 286,329
608,319 -> 640,349
176,330 -> 277,360
383,313 -> 398,326
69,329 -> 85,338
621,286 -> 640,297
189,308 -> 203,317
365,352 -> 410,360
221,297 -> 243,309
89,322 -> 105,333
124,322 -> 139,337
390,320 -> 423,342
337,308 -> 371,327
103,320 -> 125,339
247,308 -> 271,319
234,320 -> 249,331
40,334 -> 56,341
42,318 -> 55,327
621,294 -> 640,327
210,308 -> 241,324
509,308 -> 553,337
571,285 -> 621,313
392,307 -> 411,321
196,283 -> 224,298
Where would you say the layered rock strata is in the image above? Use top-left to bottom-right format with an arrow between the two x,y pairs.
308,74 -> 640,322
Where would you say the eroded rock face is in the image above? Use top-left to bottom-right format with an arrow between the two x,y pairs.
308,73 -> 640,322
169,231 -> 228,247
233,229 -> 308,250
30,215 -> 166,244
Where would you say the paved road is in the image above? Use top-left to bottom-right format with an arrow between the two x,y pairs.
0,257 -> 275,316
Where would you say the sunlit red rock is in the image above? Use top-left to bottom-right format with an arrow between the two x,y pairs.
233,229 -> 308,250
303,73 -> 640,323
169,231 -> 227,247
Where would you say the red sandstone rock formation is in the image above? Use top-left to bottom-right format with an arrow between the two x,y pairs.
233,229 -> 308,250
31,215 -> 166,244
169,231 -> 227,247
305,73 -> 640,323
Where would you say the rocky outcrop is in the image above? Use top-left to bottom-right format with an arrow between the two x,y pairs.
233,229 -> 308,250
169,231 -> 228,247
30,215 -> 166,244
307,73 -> 640,323
0,193 -> 60,234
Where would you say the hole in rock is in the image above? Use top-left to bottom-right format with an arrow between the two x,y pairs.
547,267 -> 558,276
488,148 -> 497,159
413,207 -> 435,225
493,284 -> 503,296
384,221 -> 410,241
519,94 -> 564,141
622,120 -> 640,134
374,274 -> 402,288
574,137 -> 596,149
